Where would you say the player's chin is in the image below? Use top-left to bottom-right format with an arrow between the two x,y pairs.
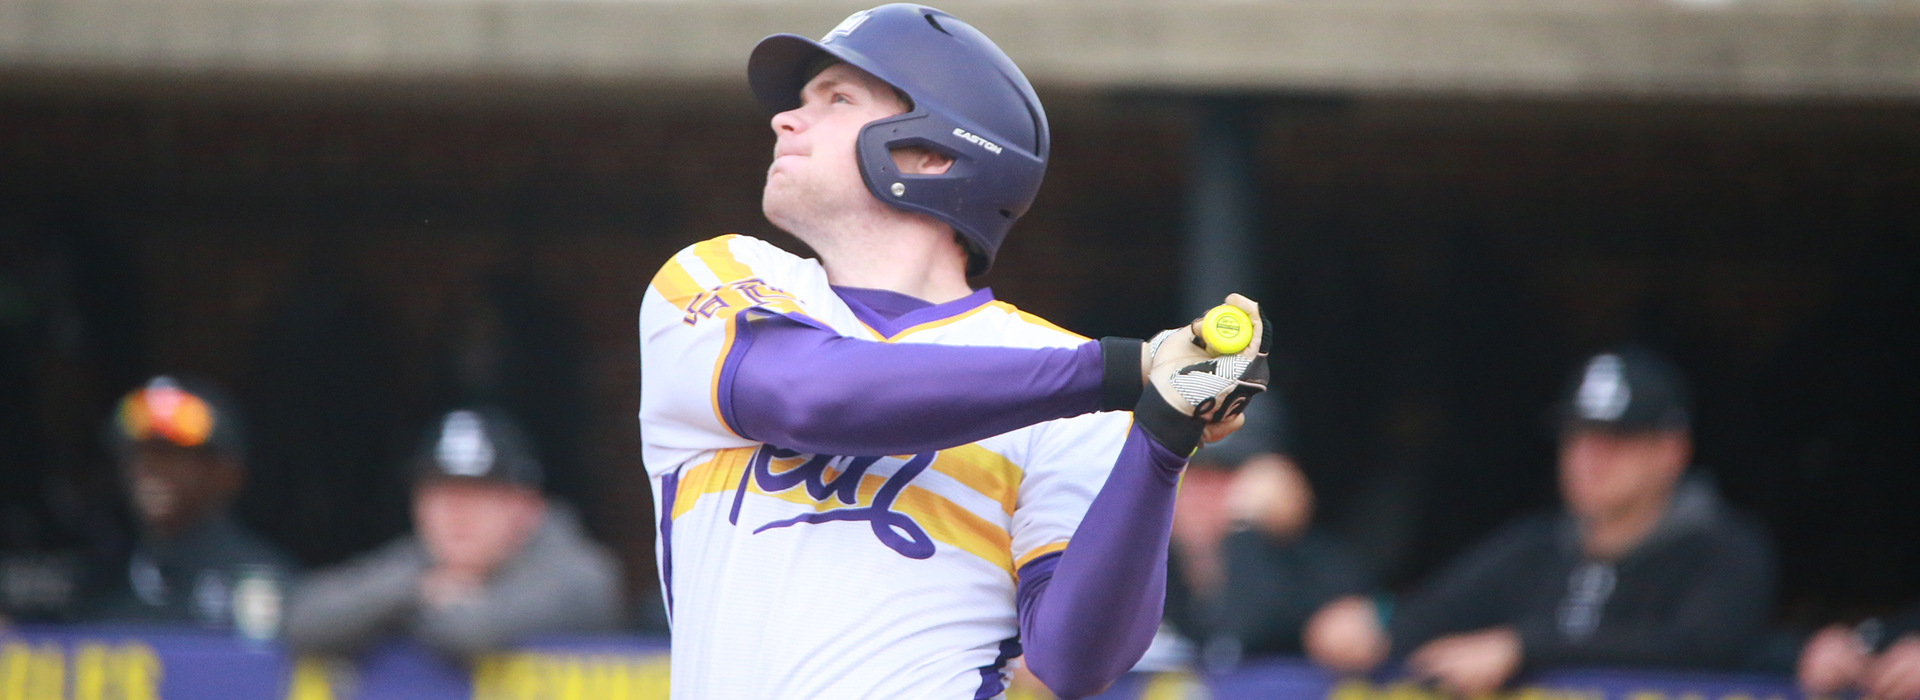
761,186 -> 803,231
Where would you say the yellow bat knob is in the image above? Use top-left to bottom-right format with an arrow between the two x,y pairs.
1198,305 -> 1253,355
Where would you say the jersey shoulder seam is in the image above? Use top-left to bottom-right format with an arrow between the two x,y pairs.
987,301 -> 1089,343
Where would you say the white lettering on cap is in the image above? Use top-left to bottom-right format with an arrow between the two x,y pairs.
823,10 -> 870,43
1577,354 -> 1632,421
435,411 -> 495,477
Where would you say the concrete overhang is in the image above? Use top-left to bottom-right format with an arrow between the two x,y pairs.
1,0 -> 1917,101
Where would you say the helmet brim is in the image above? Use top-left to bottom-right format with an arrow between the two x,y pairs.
750,32 -> 912,117
748,34 -> 835,115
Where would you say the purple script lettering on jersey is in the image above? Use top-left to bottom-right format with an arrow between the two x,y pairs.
728,446 -> 938,560
682,278 -> 800,326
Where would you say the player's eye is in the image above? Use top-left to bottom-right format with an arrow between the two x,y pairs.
831,92 -> 852,105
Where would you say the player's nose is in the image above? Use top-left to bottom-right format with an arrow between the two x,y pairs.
770,107 -> 805,135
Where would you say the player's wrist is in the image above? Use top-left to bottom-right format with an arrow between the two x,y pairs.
1098,337 -> 1146,412
1133,388 -> 1205,456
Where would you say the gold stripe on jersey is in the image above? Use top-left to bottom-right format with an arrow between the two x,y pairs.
670,446 -> 1020,577
993,302 -> 1091,342
650,257 -> 704,309
1015,540 -> 1070,573
856,299 -> 1088,346
693,234 -> 755,284
670,448 -> 902,522
708,308 -> 742,436
930,445 -> 1021,516
673,448 -> 751,520
894,485 -> 1013,575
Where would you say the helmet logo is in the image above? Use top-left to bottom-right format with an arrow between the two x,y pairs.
952,128 -> 1002,155
1576,354 -> 1632,421
435,410 -> 497,477
823,10 -> 870,43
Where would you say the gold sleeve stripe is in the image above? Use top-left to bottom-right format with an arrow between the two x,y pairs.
1014,540 -> 1070,573
708,309 -> 743,437
930,445 -> 1023,516
649,256 -> 704,309
692,234 -> 755,284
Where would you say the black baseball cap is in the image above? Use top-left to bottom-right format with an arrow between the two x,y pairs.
410,406 -> 544,489
1558,345 -> 1692,434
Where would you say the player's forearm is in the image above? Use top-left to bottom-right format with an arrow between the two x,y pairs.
1018,424 -> 1185,699
280,558 -> 423,655
727,315 -> 1141,455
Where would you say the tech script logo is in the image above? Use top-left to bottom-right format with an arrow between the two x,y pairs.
728,446 -> 936,559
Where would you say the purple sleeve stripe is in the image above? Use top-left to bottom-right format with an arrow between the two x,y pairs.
725,314 -> 1107,456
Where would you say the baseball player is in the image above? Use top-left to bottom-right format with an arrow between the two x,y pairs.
639,5 -> 1270,698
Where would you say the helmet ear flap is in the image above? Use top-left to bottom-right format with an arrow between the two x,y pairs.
855,106 -> 1045,275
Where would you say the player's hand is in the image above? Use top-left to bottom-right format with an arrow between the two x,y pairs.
1143,293 -> 1270,424
1865,635 -> 1920,700
1305,595 -> 1389,674
419,565 -> 485,608
1408,627 -> 1522,698
1225,453 -> 1312,538
1126,293 -> 1269,454
1800,624 -> 1872,697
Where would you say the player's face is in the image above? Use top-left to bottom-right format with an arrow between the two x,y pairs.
763,62 -> 910,236
1558,429 -> 1690,521
122,442 -> 242,538
414,479 -> 546,574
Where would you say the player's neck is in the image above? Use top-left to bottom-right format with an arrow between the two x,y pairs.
809,217 -> 973,305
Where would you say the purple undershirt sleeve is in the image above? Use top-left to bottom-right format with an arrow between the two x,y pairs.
1016,424 -> 1186,699
725,313 -> 1107,456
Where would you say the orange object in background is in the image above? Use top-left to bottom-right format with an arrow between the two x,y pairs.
116,378 -> 217,449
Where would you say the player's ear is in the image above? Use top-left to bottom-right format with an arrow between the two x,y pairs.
890,146 -> 954,176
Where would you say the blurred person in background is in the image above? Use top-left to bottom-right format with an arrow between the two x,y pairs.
83,375 -> 296,633
1159,392 -> 1374,670
1305,346 -> 1776,694
1207,451 -> 1373,663
1800,606 -> 1920,700
281,407 -> 620,661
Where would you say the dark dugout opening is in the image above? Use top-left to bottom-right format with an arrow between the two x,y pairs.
0,83 -> 1914,630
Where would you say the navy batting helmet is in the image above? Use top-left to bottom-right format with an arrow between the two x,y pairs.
749,4 -> 1049,276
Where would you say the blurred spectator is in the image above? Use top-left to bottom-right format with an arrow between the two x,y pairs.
82,376 -> 297,635
1209,453 -> 1373,663
1800,606 -> 1920,700
282,407 -> 620,661
1306,347 -> 1776,694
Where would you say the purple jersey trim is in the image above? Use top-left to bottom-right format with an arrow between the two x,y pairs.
834,285 -> 996,338
975,636 -> 1024,699
721,314 -> 1106,456
658,467 -> 680,620
1017,423 -> 1186,699
713,311 -> 756,437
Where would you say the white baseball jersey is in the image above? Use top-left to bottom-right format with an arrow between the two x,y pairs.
639,234 -> 1130,699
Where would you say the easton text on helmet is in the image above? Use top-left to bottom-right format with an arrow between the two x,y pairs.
952,128 -> 1003,155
